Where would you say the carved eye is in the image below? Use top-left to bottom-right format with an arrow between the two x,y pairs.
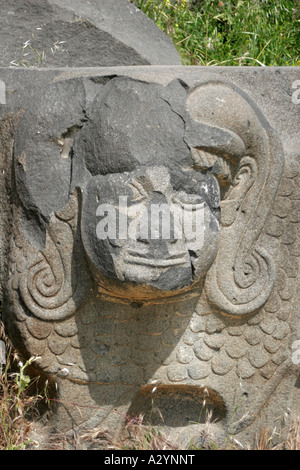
191,148 -> 233,189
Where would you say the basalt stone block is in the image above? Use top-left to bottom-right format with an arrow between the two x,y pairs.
0,0 -> 182,67
0,66 -> 299,448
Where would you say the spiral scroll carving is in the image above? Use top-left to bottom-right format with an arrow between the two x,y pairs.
187,84 -> 285,317
17,192 -> 91,321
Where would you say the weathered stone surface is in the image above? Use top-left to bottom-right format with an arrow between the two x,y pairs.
0,66 -> 299,448
0,0 -> 182,67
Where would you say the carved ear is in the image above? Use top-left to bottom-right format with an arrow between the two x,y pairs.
186,83 -> 284,316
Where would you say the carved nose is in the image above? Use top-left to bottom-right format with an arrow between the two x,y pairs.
136,191 -> 177,249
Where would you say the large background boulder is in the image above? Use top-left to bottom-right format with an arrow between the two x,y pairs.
0,0 -> 182,67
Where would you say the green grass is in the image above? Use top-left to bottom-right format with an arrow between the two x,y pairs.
131,0 -> 300,65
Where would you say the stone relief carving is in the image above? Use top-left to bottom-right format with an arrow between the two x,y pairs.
2,74 -> 299,446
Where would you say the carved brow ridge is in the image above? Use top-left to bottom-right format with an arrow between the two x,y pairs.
184,120 -> 246,165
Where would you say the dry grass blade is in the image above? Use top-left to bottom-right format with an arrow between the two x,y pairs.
0,322 -> 38,450
80,427 -> 116,450
120,415 -> 177,451
286,417 -> 300,450
255,427 -> 278,450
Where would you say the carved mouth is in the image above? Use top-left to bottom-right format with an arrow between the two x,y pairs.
125,252 -> 188,267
